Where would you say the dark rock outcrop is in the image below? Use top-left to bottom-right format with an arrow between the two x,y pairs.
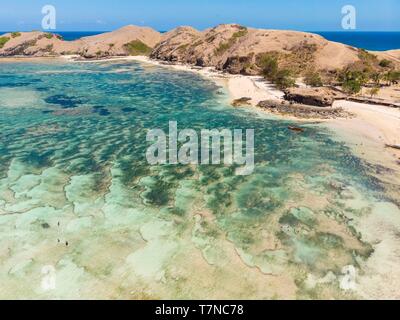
231,97 -> 252,107
257,99 -> 349,119
222,55 -> 257,75
284,87 -> 347,107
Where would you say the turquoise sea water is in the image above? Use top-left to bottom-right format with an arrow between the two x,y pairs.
0,60 -> 399,299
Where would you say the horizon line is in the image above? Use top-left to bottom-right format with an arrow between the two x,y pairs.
2,30 -> 400,33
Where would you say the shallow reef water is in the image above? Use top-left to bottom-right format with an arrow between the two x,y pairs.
0,60 -> 399,299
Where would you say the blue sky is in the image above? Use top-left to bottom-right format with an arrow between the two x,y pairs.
0,0 -> 399,32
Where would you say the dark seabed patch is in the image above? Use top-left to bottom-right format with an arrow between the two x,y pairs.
44,94 -> 86,109
121,107 -> 137,113
92,107 -> 111,116
35,87 -> 50,92
121,107 -> 149,115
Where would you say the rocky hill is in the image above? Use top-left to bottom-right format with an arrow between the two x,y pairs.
0,25 -> 162,58
152,24 -> 368,74
1,24 -> 399,81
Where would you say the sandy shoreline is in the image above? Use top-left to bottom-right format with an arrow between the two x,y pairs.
326,100 -> 400,170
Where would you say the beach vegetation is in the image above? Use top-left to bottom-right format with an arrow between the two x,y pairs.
339,69 -> 368,94
274,69 -> 296,90
342,49 -> 392,86
11,32 -> 21,38
257,52 -> 295,89
124,40 -> 152,56
304,70 -> 323,87
258,53 -> 279,78
367,87 -> 380,98
370,72 -> 383,86
342,79 -> 362,95
0,36 -> 10,48
384,70 -> 400,85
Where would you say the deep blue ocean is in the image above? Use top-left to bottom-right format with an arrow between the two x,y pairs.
1,31 -> 399,50
313,31 -> 400,51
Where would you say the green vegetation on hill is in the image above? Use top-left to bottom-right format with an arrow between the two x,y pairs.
124,40 -> 152,56
287,42 -> 318,74
254,41 -> 318,84
214,26 -> 248,56
274,69 -> 296,90
357,48 -> 378,65
379,59 -> 392,68
258,53 -> 279,77
44,33 -> 54,39
339,70 -> 365,94
11,32 -> 21,38
0,36 -> 10,49
384,70 -> 400,85
232,27 -> 248,39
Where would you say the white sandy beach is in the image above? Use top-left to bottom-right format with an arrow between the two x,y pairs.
330,100 -> 400,158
